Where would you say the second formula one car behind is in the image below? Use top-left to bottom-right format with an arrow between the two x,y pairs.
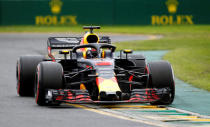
16,26 -> 175,106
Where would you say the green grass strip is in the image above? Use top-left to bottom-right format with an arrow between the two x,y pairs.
160,113 -> 190,116
132,110 -> 178,113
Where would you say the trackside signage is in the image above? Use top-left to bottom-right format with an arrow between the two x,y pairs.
0,0 -> 210,25
35,0 -> 77,25
151,0 -> 194,25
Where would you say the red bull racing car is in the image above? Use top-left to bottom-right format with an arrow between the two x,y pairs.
16,26 -> 175,106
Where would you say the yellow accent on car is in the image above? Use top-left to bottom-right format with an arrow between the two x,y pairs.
59,50 -> 69,54
98,79 -> 121,93
123,49 -> 133,53
62,50 -> 69,53
83,51 -> 86,59
80,84 -> 86,90
101,50 -> 105,58
83,32 -> 99,44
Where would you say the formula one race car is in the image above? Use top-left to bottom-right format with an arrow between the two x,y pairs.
16,26 -> 175,106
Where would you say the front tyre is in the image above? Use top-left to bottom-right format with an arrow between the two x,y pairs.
148,61 -> 175,105
16,56 -> 44,96
35,62 -> 63,106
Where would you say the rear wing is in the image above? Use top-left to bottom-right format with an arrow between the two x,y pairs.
48,36 -> 111,49
99,36 -> 111,44
47,37 -> 81,49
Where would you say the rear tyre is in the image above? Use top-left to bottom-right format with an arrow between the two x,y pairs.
16,56 -> 44,96
35,62 -> 63,106
148,61 -> 175,105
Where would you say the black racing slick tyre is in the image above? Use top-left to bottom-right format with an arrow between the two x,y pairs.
16,55 -> 44,97
35,62 -> 63,106
148,61 -> 175,105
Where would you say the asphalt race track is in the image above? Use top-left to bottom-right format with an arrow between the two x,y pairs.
0,33 -> 157,127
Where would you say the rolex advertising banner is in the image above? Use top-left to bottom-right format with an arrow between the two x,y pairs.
0,0 -> 210,25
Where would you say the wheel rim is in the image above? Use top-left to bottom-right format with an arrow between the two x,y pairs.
16,61 -> 21,95
35,66 -> 40,103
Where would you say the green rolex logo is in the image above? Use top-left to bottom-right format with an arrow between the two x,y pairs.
49,0 -> 63,14
166,0 -> 179,14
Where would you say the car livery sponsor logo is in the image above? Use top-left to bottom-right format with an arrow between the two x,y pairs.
55,38 -> 80,43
